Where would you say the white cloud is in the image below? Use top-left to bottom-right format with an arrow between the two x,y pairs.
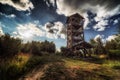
13,21 -> 66,41
49,0 -> 55,6
46,32 -> 57,39
33,20 -> 40,25
56,1 -> 89,29
0,27 -> 4,36
106,35 -> 117,41
114,19 -> 118,25
93,5 -> 120,31
94,34 -> 105,42
93,20 -> 108,31
94,34 -> 102,40
0,12 -> 16,18
56,2 -> 107,29
13,23 -> 45,41
45,0 -> 50,7
0,0 -> 34,11
89,5 -> 120,19
94,34 -> 118,43
56,0 -> 90,16
60,34 -> 66,39
55,0 -> 120,31
105,5 -> 120,18
0,22 -> 4,36
45,0 -> 56,7
56,2 -> 87,31
43,21 -> 66,39
83,13 -> 90,29
12,31 -> 17,35
10,14 -> 16,18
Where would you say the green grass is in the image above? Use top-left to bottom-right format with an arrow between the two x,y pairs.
0,54 -> 43,80
0,54 -> 63,80
0,54 -> 120,80
63,58 -> 100,70
102,60 -> 120,69
41,55 -> 120,80
108,50 -> 120,59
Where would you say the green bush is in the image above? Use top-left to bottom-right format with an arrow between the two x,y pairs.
108,50 -> 120,59
0,56 -> 45,80
0,63 -> 24,80
24,56 -> 44,69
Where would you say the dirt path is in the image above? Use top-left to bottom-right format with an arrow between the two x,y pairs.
19,64 -> 50,80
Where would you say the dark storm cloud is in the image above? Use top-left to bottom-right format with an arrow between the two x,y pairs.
63,0 -> 120,10
56,0 -> 120,17
45,22 -> 66,34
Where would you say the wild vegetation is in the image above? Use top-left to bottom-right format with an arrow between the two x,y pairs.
0,33 -> 120,80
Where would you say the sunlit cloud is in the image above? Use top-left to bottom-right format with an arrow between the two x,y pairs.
0,26 -> 4,36
94,34 -> 106,42
13,23 -> 45,41
43,21 -> 66,39
93,20 -> 108,31
12,21 -> 66,41
51,0 -> 120,31
114,19 -> 119,25
0,0 -> 34,11
106,35 -> 117,41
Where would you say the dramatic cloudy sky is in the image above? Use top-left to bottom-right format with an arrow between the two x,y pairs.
0,0 -> 120,49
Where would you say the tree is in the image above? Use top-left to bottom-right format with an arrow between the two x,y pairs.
21,40 -> 56,55
0,34 -> 22,59
115,36 -> 120,49
89,39 -> 97,48
105,35 -> 120,50
95,37 -> 106,54
31,41 -> 42,55
105,40 -> 117,50
89,38 -> 106,54
40,40 -> 56,54
21,42 -> 31,53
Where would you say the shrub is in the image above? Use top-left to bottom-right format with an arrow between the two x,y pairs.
0,62 -> 24,80
0,55 -> 44,80
108,50 -> 120,59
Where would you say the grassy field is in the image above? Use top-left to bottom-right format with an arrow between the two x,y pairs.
41,55 -> 120,80
0,54 -> 120,80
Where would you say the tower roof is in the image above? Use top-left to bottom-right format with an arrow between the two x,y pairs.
69,13 -> 84,19
66,13 -> 84,23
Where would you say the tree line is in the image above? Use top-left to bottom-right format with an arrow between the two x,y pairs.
0,34 -> 56,60
0,33 -> 120,60
60,35 -> 120,58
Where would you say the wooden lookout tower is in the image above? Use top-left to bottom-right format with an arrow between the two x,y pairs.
66,13 -> 92,57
